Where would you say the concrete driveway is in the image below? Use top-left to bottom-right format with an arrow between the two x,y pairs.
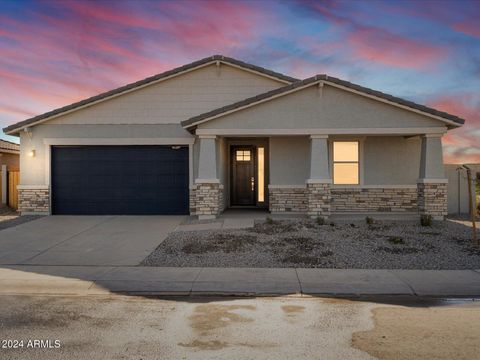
0,216 -> 185,266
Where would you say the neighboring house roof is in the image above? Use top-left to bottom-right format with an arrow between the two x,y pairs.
181,74 -> 465,129
3,55 -> 298,135
0,139 -> 20,154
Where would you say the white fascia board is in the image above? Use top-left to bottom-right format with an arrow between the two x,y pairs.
195,127 -> 447,136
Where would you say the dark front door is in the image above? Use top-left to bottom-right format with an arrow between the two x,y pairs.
51,145 -> 189,215
231,146 -> 255,206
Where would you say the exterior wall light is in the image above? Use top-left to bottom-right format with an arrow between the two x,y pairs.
28,149 -> 36,158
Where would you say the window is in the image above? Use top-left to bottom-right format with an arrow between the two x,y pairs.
236,150 -> 251,161
333,141 -> 359,184
257,147 -> 265,202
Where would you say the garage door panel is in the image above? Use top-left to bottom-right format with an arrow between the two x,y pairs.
52,145 -> 189,215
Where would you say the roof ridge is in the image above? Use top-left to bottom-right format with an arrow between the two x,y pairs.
181,74 -> 465,128
4,55 -> 298,135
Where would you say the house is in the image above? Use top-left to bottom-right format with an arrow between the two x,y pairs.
3,55 -> 465,219
0,139 -> 19,206
0,139 -> 19,170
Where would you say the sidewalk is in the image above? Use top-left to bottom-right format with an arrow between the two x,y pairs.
1,265 -> 480,298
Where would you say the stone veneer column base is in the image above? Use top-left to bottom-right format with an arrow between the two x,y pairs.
189,186 -> 197,215
306,182 -> 331,217
417,182 -> 447,219
194,182 -> 223,219
18,186 -> 50,214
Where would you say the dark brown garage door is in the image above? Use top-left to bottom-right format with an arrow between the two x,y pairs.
51,145 -> 189,215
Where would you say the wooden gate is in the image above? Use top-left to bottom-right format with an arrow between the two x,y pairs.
8,171 -> 19,210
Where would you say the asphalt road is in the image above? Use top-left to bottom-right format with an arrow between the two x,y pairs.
0,294 -> 479,359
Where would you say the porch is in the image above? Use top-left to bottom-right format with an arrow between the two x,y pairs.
191,132 -> 448,220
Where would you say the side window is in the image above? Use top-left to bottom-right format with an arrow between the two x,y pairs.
333,141 -> 359,185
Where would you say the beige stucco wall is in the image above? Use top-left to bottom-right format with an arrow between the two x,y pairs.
270,137 -> 310,185
20,124 -> 194,185
363,136 -> 421,185
269,136 -> 422,186
47,64 -> 283,125
198,84 -> 446,130
20,64 -> 285,186
446,164 -> 480,214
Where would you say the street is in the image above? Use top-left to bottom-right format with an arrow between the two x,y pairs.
0,294 -> 479,359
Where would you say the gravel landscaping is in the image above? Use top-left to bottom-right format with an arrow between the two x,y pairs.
0,207 -> 43,231
141,218 -> 480,269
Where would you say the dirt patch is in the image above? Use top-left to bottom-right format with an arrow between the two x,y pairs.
352,306 -> 480,360
281,305 -> 305,314
178,339 -> 229,350
375,246 -> 422,254
251,220 -> 305,235
182,234 -> 257,254
188,304 -> 256,335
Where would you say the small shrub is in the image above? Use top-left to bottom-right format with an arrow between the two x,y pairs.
350,223 -> 356,228
387,236 -> 405,245
317,216 -> 325,225
266,216 -> 274,224
329,221 -> 335,227
365,216 -> 374,225
420,214 -> 432,227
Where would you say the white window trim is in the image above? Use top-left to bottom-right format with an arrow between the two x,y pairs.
329,137 -> 365,187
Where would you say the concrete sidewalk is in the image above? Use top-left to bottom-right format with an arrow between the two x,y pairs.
1,265 -> 480,298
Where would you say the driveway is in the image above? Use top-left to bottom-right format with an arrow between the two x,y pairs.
0,216 -> 185,266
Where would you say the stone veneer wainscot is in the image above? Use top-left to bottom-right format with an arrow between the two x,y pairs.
18,186 -> 50,214
269,186 -> 307,213
331,187 -> 418,212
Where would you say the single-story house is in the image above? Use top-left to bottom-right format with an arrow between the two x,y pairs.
3,55 -> 465,219
0,139 -> 20,205
0,139 -> 20,171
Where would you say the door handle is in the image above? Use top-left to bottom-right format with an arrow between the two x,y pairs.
251,177 -> 255,191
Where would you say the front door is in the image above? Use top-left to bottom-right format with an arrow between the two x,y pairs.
231,146 -> 255,206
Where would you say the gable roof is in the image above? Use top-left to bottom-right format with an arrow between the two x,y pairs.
181,74 -> 465,129
0,139 -> 20,154
3,55 -> 298,135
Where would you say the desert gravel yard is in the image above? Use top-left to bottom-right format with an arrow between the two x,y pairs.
141,218 -> 480,269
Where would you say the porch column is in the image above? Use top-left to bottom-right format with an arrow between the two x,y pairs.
307,135 -> 331,217
417,134 -> 447,219
195,135 -> 222,219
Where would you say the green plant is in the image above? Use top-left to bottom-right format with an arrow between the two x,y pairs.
387,236 -> 405,245
420,214 -> 433,227
266,216 -> 274,224
365,216 -> 374,225
317,216 -> 325,225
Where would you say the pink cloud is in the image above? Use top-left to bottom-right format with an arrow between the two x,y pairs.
306,1 -> 448,70
452,21 -> 480,38
347,28 -> 446,69
427,94 -> 480,164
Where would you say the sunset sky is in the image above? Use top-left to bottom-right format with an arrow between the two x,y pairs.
0,0 -> 479,163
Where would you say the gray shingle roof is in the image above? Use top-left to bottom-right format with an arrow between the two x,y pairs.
181,74 -> 465,128
3,55 -> 298,135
